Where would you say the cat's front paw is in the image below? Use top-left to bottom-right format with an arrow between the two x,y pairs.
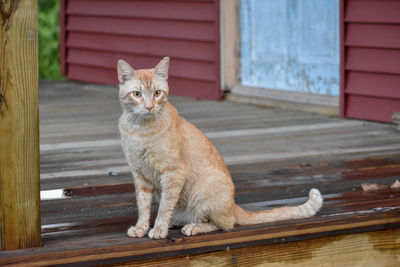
127,225 -> 148,238
148,226 -> 168,239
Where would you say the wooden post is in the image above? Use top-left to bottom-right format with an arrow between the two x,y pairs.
220,0 -> 241,91
0,0 -> 41,250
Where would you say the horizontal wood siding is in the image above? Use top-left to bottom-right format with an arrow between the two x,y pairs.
61,0 -> 221,100
341,0 -> 400,122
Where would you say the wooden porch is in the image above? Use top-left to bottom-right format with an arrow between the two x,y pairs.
1,81 -> 400,266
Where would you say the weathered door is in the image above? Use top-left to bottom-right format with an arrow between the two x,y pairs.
241,0 -> 340,96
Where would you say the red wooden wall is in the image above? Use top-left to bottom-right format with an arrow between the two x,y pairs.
340,0 -> 400,122
60,0 -> 221,100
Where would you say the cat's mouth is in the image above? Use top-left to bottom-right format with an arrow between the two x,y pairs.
143,111 -> 154,117
141,108 -> 158,117
123,104 -> 163,120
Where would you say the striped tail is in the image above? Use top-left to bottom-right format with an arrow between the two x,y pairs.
235,188 -> 323,225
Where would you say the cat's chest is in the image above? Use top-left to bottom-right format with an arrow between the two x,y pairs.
121,132 -> 161,157
120,131 -> 170,179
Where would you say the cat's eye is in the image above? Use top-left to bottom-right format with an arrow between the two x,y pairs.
132,91 -> 142,98
154,90 -> 161,97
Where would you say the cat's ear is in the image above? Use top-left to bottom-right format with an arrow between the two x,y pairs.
117,59 -> 135,84
153,57 -> 169,80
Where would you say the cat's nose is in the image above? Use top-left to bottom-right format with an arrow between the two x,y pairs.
145,104 -> 154,110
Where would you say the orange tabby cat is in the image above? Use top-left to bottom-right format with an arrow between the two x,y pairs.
117,57 -> 323,239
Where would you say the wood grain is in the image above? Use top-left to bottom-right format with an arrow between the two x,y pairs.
116,228 -> 400,267
227,90 -> 339,117
0,0 -> 41,250
220,0 -> 240,91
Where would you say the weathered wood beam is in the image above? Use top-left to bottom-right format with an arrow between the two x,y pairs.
0,0 -> 41,250
131,229 -> 400,267
220,0 -> 240,91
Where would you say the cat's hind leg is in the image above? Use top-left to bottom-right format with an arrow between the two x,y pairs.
181,223 -> 219,236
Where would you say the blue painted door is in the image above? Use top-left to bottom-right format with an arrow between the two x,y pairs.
241,0 -> 340,95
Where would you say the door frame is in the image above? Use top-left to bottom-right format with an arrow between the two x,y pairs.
220,0 -> 340,116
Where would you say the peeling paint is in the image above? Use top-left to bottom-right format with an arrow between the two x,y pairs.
241,0 -> 340,96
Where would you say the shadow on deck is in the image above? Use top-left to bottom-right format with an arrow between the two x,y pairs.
1,81 -> 400,266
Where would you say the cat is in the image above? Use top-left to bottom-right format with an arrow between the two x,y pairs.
117,57 -> 323,239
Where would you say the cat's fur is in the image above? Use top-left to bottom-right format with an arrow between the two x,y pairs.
117,57 -> 323,239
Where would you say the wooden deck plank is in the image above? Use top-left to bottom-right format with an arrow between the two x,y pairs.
107,229 -> 400,267
38,142 -> 400,181
37,153 -> 400,237
1,211 -> 399,266
38,122 -> 398,165
39,187 -> 400,232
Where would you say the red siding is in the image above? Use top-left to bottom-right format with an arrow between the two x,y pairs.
60,0 -> 221,100
341,0 -> 400,122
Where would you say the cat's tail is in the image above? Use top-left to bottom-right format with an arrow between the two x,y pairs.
234,188 -> 323,225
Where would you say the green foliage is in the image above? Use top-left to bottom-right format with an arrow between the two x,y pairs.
38,0 -> 64,80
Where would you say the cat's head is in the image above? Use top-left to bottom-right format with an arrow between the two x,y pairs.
117,57 -> 169,118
